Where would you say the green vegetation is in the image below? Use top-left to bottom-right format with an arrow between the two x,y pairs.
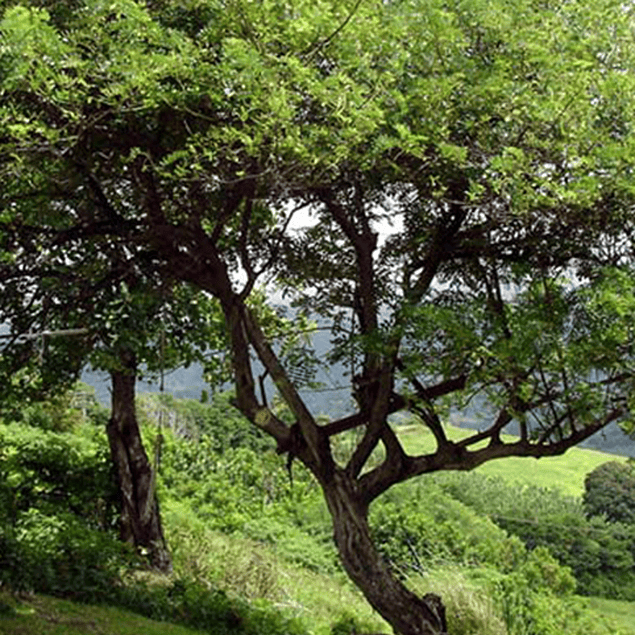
584,461 -> 635,525
0,591 -> 208,635
4,0 -> 635,633
3,389 -> 634,635
399,424 -> 629,497
587,597 -> 635,635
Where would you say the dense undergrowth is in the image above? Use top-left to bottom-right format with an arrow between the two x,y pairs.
0,387 -> 633,635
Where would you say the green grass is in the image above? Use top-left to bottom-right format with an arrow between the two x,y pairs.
0,592 -> 204,635
397,422 -> 628,497
163,502 -> 389,635
586,597 -> 635,635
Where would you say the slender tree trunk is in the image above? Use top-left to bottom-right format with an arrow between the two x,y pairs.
323,473 -> 447,635
106,348 -> 171,572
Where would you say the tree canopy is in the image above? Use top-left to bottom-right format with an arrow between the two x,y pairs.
3,0 -> 635,633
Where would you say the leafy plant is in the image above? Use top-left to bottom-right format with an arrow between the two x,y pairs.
584,461 -> 635,525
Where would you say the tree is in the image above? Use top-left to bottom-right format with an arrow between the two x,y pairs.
3,1 -> 635,633
584,461 -> 635,526
0,194 -> 224,571
0,180 -> 312,571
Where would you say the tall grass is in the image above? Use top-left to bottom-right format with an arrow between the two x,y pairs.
409,568 -> 507,635
163,499 -> 388,635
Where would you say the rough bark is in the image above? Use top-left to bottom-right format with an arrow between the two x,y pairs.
323,472 -> 447,635
106,348 -> 171,572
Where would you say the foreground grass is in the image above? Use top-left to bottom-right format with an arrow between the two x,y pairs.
0,592 -> 205,635
398,422 -> 628,497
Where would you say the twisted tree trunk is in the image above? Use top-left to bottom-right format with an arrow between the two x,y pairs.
106,348 -> 171,572
323,473 -> 447,635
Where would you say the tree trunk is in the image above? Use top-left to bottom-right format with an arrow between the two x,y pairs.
323,473 -> 447,635
106,348 -> 171,572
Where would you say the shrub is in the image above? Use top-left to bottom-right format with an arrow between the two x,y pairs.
431,470 -> 635,599
467,566 -> 614,635
0,422 -> 118,530
583,461 -> 635,525
370,484 -> 525,575
3,507 -> 131,597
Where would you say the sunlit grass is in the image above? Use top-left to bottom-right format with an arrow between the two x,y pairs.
586,597 -> 635,635
396,423 -> 628,497
163,500 -> 388,635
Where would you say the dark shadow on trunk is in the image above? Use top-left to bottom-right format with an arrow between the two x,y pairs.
323,472 -> 447,635
106,347 -> 171,572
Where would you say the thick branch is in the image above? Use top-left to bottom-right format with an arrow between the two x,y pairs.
346,360 -> 395,478
360,404 -> 626,503
414,407 -> 625,476
242,306 -> 334,478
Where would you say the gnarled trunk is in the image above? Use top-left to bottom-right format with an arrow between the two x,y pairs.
323,473 -> 447,635
106,348 -> 171,572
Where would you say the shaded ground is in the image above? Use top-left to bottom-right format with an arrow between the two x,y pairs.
0,592 -> 202,635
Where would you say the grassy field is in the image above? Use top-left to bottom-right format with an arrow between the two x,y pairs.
586,597 -> 635,635
397,422 -> 628,497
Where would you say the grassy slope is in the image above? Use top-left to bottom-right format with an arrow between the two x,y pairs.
398,423 -> 635,633
0,592 -> 204,635
2,422 -> 633,635
397,422 -> 628,497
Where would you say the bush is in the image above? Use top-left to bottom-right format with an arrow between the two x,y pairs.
0,422 -> 118,530
466,564 -> 614,635
370,484 -> 525,575
583,461 -> 635,525
0,419 -> 126,598
2,507 -> 132,597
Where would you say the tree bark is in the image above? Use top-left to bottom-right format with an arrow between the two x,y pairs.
106,348 -> 171,572
323,472 -> 447,635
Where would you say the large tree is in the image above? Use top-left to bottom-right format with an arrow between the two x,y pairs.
3,0 -> 635,633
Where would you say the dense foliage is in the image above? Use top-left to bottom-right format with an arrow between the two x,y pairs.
583,461 -> 635,526
0,398 -> 122,594
431,471 -> 635,600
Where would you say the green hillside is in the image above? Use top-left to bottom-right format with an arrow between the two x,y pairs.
398,422 -> 629,497
2,392 -> 635,635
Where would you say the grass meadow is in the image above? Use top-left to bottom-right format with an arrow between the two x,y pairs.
397,422 -> 628,497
